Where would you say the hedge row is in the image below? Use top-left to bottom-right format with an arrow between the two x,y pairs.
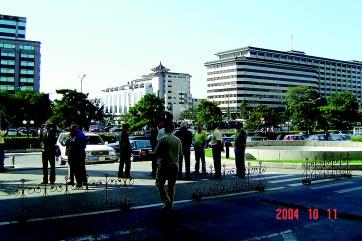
4,136 -> 41,150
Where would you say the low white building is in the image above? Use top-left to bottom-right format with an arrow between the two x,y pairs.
102,63 -> 193,120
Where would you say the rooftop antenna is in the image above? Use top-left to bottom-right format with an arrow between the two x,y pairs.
291,34 -> 294,50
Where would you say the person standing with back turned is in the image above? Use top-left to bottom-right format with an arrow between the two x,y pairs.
175,122 -> 192,179
118,123 -> 132,178
234,122 -> 247,178
154,121 -> 182,210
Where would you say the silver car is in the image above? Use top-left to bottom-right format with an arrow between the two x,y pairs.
57,132 -> 118,165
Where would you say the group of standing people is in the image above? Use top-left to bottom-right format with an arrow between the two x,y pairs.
40,122 -> 87,188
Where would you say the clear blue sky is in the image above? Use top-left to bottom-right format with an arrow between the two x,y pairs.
3,0 -> 362,99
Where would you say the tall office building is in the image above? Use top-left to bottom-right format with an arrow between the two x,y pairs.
0,14 -> 41,93
103,63 -> 194,120
205,46 -> 362,114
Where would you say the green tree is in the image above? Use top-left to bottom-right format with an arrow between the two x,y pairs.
245,105 -> 280,132
51,89 -> 103,130
285,86 -> 322,134
194,100 -> 223,130
320,91 -> 359,130
239,100 -> 250,120
178,108 -> 195,121
125,94 -> 165,130
0,91 -> 52,128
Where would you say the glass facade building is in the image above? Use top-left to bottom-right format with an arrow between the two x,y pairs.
205,46 -> 362,113
0,14 -> 40,93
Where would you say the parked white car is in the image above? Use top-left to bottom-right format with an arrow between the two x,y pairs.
56,132 -> 118,165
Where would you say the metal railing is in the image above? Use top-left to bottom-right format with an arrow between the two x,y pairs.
302,154 -> 352,184
191,161 -> 266,200
1,174 -> 134,223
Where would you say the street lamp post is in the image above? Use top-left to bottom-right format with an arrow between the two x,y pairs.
79,74 -> 86,93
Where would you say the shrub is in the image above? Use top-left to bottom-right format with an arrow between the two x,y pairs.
352,135 -> 362,142
4,136 -> 41,150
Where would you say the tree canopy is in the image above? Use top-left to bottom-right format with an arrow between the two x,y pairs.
320,91 -> 359,130
285,86 -> 323,134
122,94 -> 166,129
51,89 -> 103,130
194,100 -> 223,130
0,91 -> 52,128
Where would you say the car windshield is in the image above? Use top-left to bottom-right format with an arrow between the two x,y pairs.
133,140 -> 151,149
87,135 -> 104,145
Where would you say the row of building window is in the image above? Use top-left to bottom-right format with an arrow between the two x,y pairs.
1,52 -> 15,57
0,76 -> 14,82
0,43 -> 16,49
0,19 -> 26,26
207,75 -> 318,84
0,27 -> 25,34
1,60 -> 15,65
20,77 -> 34,83
250,50 -> 362,69
0,44 -> 35,50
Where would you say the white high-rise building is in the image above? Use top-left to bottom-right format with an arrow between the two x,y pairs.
102,63 -> 193,119
205,46 -> 362,114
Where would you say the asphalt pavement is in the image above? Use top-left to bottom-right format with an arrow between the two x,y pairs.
0,150 -> 362,240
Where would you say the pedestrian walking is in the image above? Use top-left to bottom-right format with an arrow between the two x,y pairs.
154,121 -> 182,210
193,125 -> 208,175
39,121 -> 58,184
175,122 -> 192,179
234,122 -> 247,178
118,123 -> 132,178
68,124 -> 87,187
210,124 -> 223,179
0,127 -> 6,172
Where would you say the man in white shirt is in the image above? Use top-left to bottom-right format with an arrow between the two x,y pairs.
209,125 -> 223,179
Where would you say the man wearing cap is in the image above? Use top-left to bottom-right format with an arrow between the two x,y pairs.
39,120 -> 58,184
118,123 -> 132,178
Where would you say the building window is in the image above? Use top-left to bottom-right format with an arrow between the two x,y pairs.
20,45 -> 35,50
20,61 -> 35,67
0,68 -> 15,73
1,60 -> 15,65
20,69 -> 34,75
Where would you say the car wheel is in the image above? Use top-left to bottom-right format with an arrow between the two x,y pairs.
130,154 -> 134,162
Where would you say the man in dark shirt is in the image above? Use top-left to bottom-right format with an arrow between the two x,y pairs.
39,121 -> 58,184
175,122 -> 192,179
69,124 -> 88,187
118,123 -> 132,178
234,122 -> 247,178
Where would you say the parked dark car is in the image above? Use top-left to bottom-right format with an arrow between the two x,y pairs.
107,136 -> 154,161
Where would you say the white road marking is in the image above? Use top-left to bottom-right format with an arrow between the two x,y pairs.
288,183 -> 304,187
310,181 -> 354,190
266,187 -> 286,191
335,186 -> 362,193
269,177 -> 301,184
244,229 -> 297,241
264,174 -> 295,180
281,229 -> 298,241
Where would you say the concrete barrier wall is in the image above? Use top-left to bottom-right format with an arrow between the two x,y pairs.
245,141 -> 362,160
